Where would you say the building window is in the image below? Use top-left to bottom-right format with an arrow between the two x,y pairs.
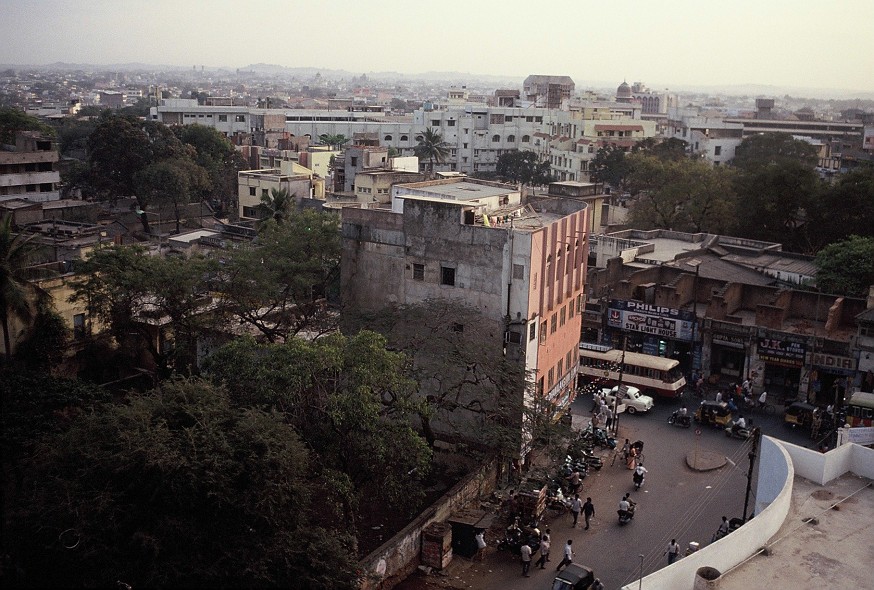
714,145 -> 722,156
569,300 -> 575,318
522,135 -> 530,143
235,115 -> 245,122
463,143 -> 468,149
529,322 -> 536,342
507,135 -> 516,142
566,349 -> 572,370
560,306 -> 566,327
412,263 -> 424,280
249,187 -> 256,196
400,135 -> 408,141
557,359 -> 563,377
432,120 -> 440,127
218,115 -> 227,122
385,135 -> 393,141
262,189 -> 268,197
492,134 -> 500,142
73,313 -> 85,340
447,120 -> 456,126
548,368 -> 555,389
441,266 -> 456,286
540,321 -> 547,343
550,313 -> 557,334
513,264 -> 524,280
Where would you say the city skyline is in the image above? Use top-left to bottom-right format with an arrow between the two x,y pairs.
2,0 -> 873,94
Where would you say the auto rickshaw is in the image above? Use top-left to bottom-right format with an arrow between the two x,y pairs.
784,401 -> 817,429
552,563 -> 595,590
694,401 -> 733,428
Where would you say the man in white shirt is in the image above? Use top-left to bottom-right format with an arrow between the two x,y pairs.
556,539 -> 574,571
732,415 -> 746,435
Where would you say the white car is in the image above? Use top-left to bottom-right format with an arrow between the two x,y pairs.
600,386 -> 654,415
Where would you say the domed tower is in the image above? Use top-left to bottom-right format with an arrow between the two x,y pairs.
616,80 -> 633,103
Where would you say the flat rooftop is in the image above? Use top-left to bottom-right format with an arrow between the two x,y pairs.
718,472 -> 872,589
401,181 -> 515,201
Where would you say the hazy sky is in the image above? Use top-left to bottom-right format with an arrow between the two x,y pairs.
2,0 -> 873,91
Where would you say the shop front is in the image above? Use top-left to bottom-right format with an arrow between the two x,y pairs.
807,352 -> 856,406
706,321 -> 752,381
605,300 -> 696,372
754,335 -> 805,401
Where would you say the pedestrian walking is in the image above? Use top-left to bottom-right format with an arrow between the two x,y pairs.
570,494 -> 582,527
520,542 -> 532,576
474,530 -> 486,561
556,539 -> 574,571
665,539 -> 680,564
582,497 -> 595,530
605,406 -> 614,430
535,534 -> 550,569
592,579 -> 605,590
715,390 -> 723,404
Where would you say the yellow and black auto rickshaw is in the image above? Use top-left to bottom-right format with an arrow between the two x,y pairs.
694,401 -> 733,428
784,402 -> 817,429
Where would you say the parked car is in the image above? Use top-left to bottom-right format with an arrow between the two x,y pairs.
552,563 -> 595,590
601,386 -> 654,415
694,401 -> 733,428
784,401 -> 817,429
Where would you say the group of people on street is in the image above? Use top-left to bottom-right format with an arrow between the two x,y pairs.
591,392 -> 614,431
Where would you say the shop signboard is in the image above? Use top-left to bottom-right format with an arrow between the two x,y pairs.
607,300 -> 695,341
713,333 -> 747,348
810,353 -> 856,375
757,337 -> 806,367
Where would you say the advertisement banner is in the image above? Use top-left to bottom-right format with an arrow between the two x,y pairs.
607,300 -> 695,341
757,337 -> 806,368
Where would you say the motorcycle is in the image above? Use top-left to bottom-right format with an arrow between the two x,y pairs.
496,518 -> 541,555
617,502 -> 636,525
668,410 -> 692,428
725,423 -> 754,440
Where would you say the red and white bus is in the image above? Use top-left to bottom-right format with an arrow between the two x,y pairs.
578,343 -> 686,398
845,391 -> 874,428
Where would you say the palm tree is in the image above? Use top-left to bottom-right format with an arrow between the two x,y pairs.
258,187 -> 294,225
319,134 -> 349,151
414,128 -> 451,174
0,214 -> 39,363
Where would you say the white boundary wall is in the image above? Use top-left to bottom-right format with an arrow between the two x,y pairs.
620,438 -> 874,590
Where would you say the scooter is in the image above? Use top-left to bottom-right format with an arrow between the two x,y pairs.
668,410 -> 692,428
617,503 -> 636,525
725,423 -> 754,440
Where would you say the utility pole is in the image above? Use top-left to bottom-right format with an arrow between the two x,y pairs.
742,427 -> 761,522
612,333 -> 627,437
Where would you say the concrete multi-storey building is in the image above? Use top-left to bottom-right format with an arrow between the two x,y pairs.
523,75 -> 575,109
341,177 -> 590,453
0,131 -> 61,203
237,159 -> 318,220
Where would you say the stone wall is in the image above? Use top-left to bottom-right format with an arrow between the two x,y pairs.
358,460 -> 499,590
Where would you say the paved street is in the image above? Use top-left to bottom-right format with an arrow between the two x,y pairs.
401,393 -> 817,590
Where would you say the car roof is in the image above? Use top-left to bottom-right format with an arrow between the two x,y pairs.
555,563 -> 594,584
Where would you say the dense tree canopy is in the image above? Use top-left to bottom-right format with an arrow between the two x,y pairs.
589,144 -> 631,189
3,378 -> 361,589
806,166 -> 874,251
814,235 -> 874,297
496,150 -> 553,186
732,132 -> 819,172
0,107 -> 55,144
1,214 -> 41,363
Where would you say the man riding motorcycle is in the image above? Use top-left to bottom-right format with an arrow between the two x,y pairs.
731,414 -> 746,436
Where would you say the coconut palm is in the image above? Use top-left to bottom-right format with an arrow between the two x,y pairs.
258,187 -> 294,225
414,128 -> 451,174
1,214 -> 39,362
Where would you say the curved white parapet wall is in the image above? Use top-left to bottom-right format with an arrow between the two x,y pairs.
620,436 -> 794,590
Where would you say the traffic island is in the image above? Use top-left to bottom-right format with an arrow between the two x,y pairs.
686,449 -> 727,471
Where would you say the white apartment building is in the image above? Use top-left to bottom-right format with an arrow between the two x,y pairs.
665,107 -> 745,166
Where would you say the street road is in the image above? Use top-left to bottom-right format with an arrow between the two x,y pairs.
407,393 -> 817,590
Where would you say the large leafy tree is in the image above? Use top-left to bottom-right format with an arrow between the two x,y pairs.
414,128 -> 450,174
0,107 -> 55,144
814,236 -> 874,297
732,132 -> 818,171
214,210 -> 341,342
496,150 -> 553,185
632,136 -> 689,161
589,144 -> 631,189
3,378 -> 360,589
175,124 -> 248,215
627,155 -> 737,233
806,167 -> 874,251
319,133 -> 349,150
134,158 -> 211,233
0,215 -> 40,363
69,245 -> 217,376
203,331 -> 432,513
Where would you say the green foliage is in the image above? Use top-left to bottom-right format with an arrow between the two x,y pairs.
318,133 -> 349,150
175,124 -> 247,211
814,236 -> 874,297
258,187 -> 294,224
134,158 -> 211,232
69,245 -> 218,375
203,331 -> 432,511
590,144 -> 631,189
214,211 -> 341,341
495,150 -> 553,185
627,155 -> 737,233
806,167 -> 874,251
4,378 -> 360,589
414,128 -> 451,173
632,137 -> 689,161
732,132 -> 818,172
13,305 -> 69,371
0,107 -> 55,144
1,214 -> 41,362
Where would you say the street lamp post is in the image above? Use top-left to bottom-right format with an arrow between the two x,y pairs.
687,259 -> 702,375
